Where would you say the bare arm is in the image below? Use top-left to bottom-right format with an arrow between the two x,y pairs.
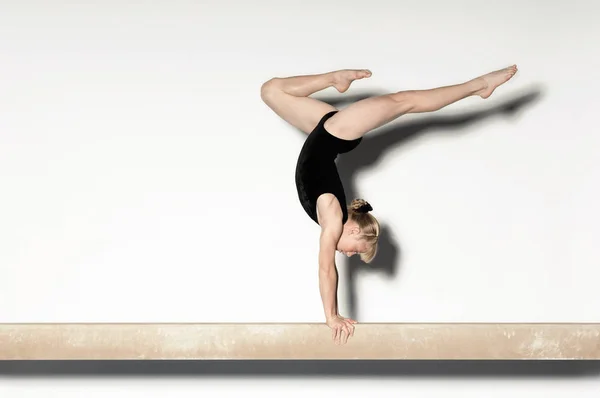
316,194 -> 343,320
316,194 -> 357,345
318,226 -> 340,321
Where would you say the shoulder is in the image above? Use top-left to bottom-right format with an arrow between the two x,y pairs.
316,193 -> 343,233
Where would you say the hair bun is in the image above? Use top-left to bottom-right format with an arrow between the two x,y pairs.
352,199 -> 373,214
357,202 -> 373,213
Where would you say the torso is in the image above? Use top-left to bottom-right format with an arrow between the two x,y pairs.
294,111 -> 362,225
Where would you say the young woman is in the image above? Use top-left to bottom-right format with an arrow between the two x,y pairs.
260,64 -> 518,345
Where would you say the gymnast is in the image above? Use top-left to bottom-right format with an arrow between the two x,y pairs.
260,64 -> 518,345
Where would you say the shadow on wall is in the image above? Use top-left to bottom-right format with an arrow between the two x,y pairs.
310,85 -> 545,320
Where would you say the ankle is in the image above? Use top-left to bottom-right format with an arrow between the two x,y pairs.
328,71 -> 341,86
470,77 -> 488,95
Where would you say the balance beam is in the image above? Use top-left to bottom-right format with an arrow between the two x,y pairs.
1,323 -> 599,360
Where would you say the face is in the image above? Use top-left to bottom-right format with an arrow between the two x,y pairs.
336,224 -> 369,257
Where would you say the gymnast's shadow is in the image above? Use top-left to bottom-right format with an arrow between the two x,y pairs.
309,85 -> 545,320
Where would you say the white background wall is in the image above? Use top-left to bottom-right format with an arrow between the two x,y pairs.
1,0 -> 599,396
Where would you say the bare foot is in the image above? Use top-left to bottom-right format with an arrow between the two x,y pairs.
476,64 -> 518,99
333,69 -> 372,93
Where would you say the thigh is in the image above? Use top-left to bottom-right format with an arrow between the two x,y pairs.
323,92 -> 413,140
261,87 -> 337,135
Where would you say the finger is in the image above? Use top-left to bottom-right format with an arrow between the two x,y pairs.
343,327 -> 350,344
337,327 -> 344,345
348,323 -> 355,337
332,327 -> 338,343
345,321 -> 355,337
340,325 -> 348,343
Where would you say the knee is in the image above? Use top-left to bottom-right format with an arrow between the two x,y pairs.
389,90 -> 418,114
260,78 -> 280,100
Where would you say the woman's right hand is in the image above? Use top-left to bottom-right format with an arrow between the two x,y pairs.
326,314 -> 357,345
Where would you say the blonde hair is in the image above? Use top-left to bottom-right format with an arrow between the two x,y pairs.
347,198 -> 380,263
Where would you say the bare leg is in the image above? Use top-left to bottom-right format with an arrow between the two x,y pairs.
325,65 -> 518,141
261,69 -> 372,134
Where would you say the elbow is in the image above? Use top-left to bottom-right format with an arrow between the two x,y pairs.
318,262 -> 336,275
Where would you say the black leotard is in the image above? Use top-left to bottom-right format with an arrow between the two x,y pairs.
295,110 -> 362,225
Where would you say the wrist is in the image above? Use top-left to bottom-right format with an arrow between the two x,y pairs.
325,313 -> 338,321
